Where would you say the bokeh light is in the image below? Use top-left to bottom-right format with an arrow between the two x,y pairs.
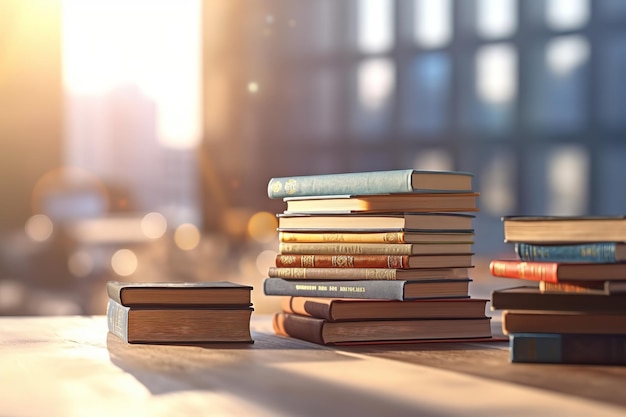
247,82 -> 259,93
247,211 -> 278,243
25,214 -> 54,242
111,249 -> 138,276
174,223 -> 201,251
256,249 -> 277,276
141,212 -> 168,239
68,250 -> 94,278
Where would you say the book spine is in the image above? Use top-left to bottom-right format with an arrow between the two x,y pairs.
268,267 -> 403,280
515,242 -> 618,263
281,297 -> 333,321
275,254 -> 410,269
539,281 -> 606,294
264,278 -> 407,300
267,170 -> 414,198
279,242 -> 414,255
510,333 -> 626,365
106,299 -> 129,342
272,313 -> 326,344
489,260 -> 559,283
279,231 -> 407,243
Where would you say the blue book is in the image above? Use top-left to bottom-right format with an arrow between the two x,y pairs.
510,333 -> 626,365
267,169 -> 473,199
515,242 -> 626,263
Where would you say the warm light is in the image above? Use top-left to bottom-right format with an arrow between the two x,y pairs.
111,249 -> 138,276
358,0 -> 394,53
476,44 -> 517,104
25,214 -> 54,242
68,250 -> 94,278
222,208 -> 253,238
247,211 -> 277,243
358,59 -> 395,111
174,223 -> 201,251
141,212 -> 168,239
248,82 -> 259,94
256,250 -> 278,276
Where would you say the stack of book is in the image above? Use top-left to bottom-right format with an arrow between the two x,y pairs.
489,216 -> 626,365
106,281 -> 254,344
263,169 -> 493,345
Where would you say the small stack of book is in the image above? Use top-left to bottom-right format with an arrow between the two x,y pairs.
106,281 -> 254,344
263,169 -> 493,345
489,216 -> 626,365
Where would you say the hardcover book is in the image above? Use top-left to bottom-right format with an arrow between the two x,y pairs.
272,313 -> 491,345
268,267 -> 470,281
489,259 -> 626,283
275,254 -> 474,272
263,278 -> 471,300
502,310 -> 626,335
278,231 -> 475,244
267,169 -> 474,199
106,281 -> 253,307
502,215 -> 626,243
491,286 -> 626,312
278,242 -> 474,257
539,281 -> 626,295
277,212 -> 475,231
515,242 -> 626,263
106,299 -> 253,343
509,333 -> 626,365
282,297 -> 489,321
284,193 -> 479,214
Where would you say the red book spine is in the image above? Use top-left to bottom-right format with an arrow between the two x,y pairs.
489,260 -> 559,283
275,254 -> 409,269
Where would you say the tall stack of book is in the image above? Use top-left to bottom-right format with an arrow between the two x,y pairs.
489,216 -> 626,365
263,169 -> 493,345
106,281 -> 254,344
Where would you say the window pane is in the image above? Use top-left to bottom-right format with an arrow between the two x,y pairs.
401,52 -> 451,135
352,58 -> 395,139
598,0 -> 626,20
600,35 -> 626,128
284,0 -> 338,55
477,0 -> 517,39
480,150 -> 516,216
546,0 -> 589,31
358,0 -> 394,53
600,146 -> 626,214
411,149 -> 454,171
414,0 -> 452,49
526,36 -> 589,131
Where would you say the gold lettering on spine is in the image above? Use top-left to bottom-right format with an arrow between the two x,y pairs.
284,179 -> 298,195
281,255 -> 297,266
388,256 -> 404,269
301,255 -> 315,267
332,255 -> 354,267
383,232 -> 400,243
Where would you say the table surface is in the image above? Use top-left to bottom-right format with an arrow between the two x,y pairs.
1,315 -> 625,417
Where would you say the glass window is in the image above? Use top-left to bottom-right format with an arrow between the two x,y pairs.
411,149 -> 454,171
414,0 -> 452,49
352,58 -> 395,139
401,52 -> 451,135
546,0 -> 590,31
599,35 -> 626,129
600,146 -> 626,214
358,0 -> 394,53
480,150 -> 517,216
476,0 -> 517,39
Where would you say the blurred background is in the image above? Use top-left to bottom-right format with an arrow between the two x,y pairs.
1,0 -> 625,316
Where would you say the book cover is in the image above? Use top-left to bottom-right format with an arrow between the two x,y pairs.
268,267 -> 471,281
278,242 -> 474,256
509,333 -> 626,365
502,215 -> 626,243
278,231 -> 475,244
106,299 -> 254,344
515,242 -> 626,263
277,212 -> 475,231
267,169 -> 474,199
281,297 -> 489,321
272,313 -> 491,345
502,310 -> 626,335
275,254 -> 475,271
490,286 -> 626,312
539,281 -> 626,295
489,259 -> 626,282
263,278 -> 471,300
284,192 -> 479,214
106,281 -> 253,307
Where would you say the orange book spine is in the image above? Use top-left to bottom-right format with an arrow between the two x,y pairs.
279,231 -> 406,243
275,254 -> 410,269
489,260 -> 559,283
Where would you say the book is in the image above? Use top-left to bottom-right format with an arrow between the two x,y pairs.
515,242 -> 626,263
106,299 -> 253,343
490,286 -> 626,312
502,310 -> 626,335
489,259 -> 626,282
539,281 -> 626,295
275,253 -> 472,273
509,333 -> 626,365
272,313 -> 491,345
277,212 -> 475,231
107,281 -> 252,307
278,242 -> 474,256
268,267 -> 470,281
502,216 -> 626,243
279,231 -> 475,244
263,278 -> 470,300
282,297 -> 489,321
284,193 -> 479,214
267,169 -> 474,199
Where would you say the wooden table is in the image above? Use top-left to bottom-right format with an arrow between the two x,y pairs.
1,315 -> 625,417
